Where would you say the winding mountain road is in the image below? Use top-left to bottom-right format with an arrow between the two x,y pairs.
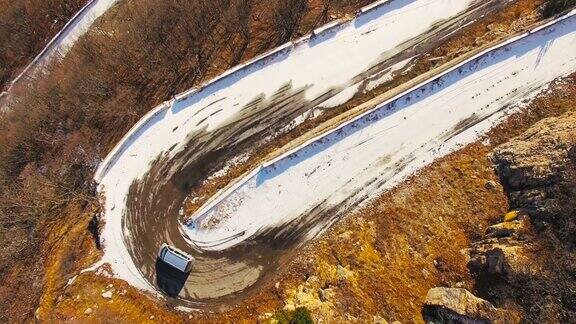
92,0 -> 576,311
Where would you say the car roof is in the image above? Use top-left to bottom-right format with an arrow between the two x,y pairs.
160,245 -> 194,272
162,248 -> 190,271
166,245 -> 192,259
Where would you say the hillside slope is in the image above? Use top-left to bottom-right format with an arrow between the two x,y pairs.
0,0 -> 86,89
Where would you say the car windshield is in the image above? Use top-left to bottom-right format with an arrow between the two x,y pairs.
168,247 -> 189,260
162,249 -> 189,271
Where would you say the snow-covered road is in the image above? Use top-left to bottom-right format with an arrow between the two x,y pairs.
4,0 -> 117,94
186,12 -> 576,251
36,0 -> 118,65
92,0 -> 568,307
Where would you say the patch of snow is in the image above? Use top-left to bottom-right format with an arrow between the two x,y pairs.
319,83 -> 362,108
101,290 -> 113,299
365,56 -> 414,92
205,153 -> 251,182
174,305 -> 195,313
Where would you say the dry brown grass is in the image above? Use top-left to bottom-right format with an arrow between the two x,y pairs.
36,201 -> 103,320
53,271 -> 184,323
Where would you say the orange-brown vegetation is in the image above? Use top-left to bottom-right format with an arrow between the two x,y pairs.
53,270 -> 184,323
0,0 -> 86,88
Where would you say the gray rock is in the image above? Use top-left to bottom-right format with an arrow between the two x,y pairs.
485,217 -> 530,239
468,240 -> 542,279
318,289 -> 327,302
484,180 -> 498,190
372,315 -> 388,324
422,287 -> 511,323
491,111 -> 576,227
337,265 -> 351,280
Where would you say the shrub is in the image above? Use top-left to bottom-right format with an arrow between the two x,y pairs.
543,0 -> 576,17
290,307 -> 314,324
273,307 -> 314,324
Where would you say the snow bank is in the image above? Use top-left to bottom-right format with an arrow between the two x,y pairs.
184,11 -> 576,251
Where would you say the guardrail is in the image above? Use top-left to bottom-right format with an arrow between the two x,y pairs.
186,8 -> 576,222
313,19 -> 344,36
357,0 -> 391,14
94,99 -> 172,181
174,42 -> 294,103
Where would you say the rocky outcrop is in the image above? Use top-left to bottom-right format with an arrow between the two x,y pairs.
467,240 -> 544,280
422,287 -> 514,323
469,112 -> 575,281
462,111 -> 576,322
467,214 -> 541,279
491,111 -> 576,239
492,112 -> 575,189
